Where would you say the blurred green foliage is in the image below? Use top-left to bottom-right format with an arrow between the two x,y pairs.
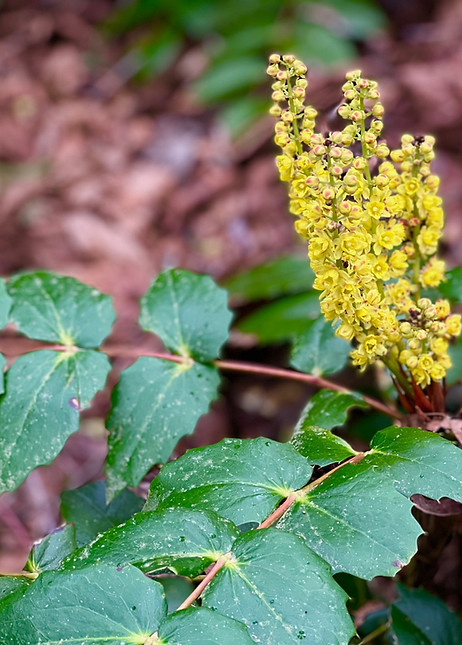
104,0 -> 386,135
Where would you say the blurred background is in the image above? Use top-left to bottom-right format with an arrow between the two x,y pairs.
1,0 -> 462,602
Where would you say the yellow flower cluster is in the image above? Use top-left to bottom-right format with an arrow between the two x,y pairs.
268,54 -> 461,389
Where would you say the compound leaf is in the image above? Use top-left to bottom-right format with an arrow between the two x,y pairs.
290,425 -> 358,467
62,508 -> 239,579
61,481 -> 144,547
0,350 -> 111,494
145,437 -> 312,525
0,565 -> 166,645
290,317 -> 350,376
8,271 -> 115,348
105,357 -> 220,501
364,426 -> 462,502
203,528 -> 355,645
159,607 -> 255,644
278,462 -> 421,579
139,269 -> 232,361
299,389 -> 367,429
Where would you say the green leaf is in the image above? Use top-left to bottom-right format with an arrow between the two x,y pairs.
62,508 -> 239,578
194,57 -> 264,103
236,292 -> 321,344
145,437 -> 312,525
0,578 -> 29,602
27,524 -> 77,573
0,278 -> 12,329
0,352 -> 6,395
203,528 -> 355,644
290,425 -> 358,467
224,255 -> 314,303
105,357 -> 220,501
447,336 -> 462,384
364,426 -> 462,502
290,317 -> 350,376
0,349 -> 111,494
278,462 -> 422,579
438,267 -> 462,303
61,481 -> 144,547
158,577 -> 194,614
139,269 -> 232,361
322,0 -> 387,39
297,389 -> 367,429
391,585 -> 462,644
0,565 -> 166,644
8,271 -> 115,347
159,607 -> 255,644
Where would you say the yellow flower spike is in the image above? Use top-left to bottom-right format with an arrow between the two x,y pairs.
269,55 -> 461,402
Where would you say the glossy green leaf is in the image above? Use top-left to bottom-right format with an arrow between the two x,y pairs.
291,317 -> 350,376
290,425 -> 358,467
61,480 -> 144,547
391,585 -> 462,644
0,278 -> 12,329
159,607 -> 255,644
139,269 -> 232,361
203,528 -> 355,644
364,426 -> 462,502
145,437 -> 312,524
236,292 -> 321,344
0,565 -> 166,644
278,462 -> 421,579
299,389 -> 367,429
62,508 -> 239,578
0,578 -> 29,602
27,524 -> 77,573
224,255 -> 314,303
438,266 -> 462,303
8,271 -> 115,347
0,349 -> 111,494
105,357 -> 220,501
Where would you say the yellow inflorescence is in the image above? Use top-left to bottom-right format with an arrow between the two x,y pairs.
268,54 -> 461,388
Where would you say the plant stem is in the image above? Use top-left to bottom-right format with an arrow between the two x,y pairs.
176,557 -> 228,611
358,620 -> 390,644
174,452 -> 368,611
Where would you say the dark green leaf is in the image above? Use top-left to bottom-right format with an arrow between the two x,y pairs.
236,292 -> 321,344
203,528 -> 354,644
139,269 -> 232,361
194,57 -> 264,103
322,0 -> 387,39
159,607 -> 255,644
145,437 -> 312,525
298,389 -> 367,429
0,578 -> 29,602
0,565 -> 166,644
62,508 -> 239,579
364,426 -> 462,502
8,271 -> 115,347
224,255 -> 314,303
105,357 -> 220,501
158,577 -> 194,614
447,337 -> 462,384
290,425 -> 358,467
438,267 -> 462,303
391,585 -> 462,645
290,317 -> 350,376
61,480 -> 144,547
278,463 -> 421,579
0,352 -> 6,395
0,350 -> 111,494
27,524 -> 77,573
0,278 -> 12,329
